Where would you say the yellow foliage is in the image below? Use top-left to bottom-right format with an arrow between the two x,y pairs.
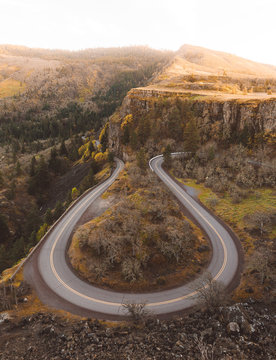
83,147 -> 91,160
72,187 -> 79,200
78,143 -> 87,157
0,79 -> 26,98
121,114 -> 133,129
94,151 -> 108,162
99,122 -> 109,143
36,223 -> 49,242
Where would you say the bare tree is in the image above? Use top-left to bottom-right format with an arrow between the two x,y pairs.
244,210 -> 273,237
121,301 -> 150,323
248,246 -> 274,285
195,272 -> 227,309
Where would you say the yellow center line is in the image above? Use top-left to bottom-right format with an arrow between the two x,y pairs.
48,159 -> 228,308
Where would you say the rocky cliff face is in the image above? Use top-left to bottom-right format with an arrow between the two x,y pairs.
109,88 -> 276,155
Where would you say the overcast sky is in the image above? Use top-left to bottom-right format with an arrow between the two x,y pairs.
1,0 -> 275,65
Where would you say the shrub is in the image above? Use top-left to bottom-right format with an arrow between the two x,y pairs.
206,196 -> 219,208
195,273 -> 227,309
121,302 -> 149,323
121,258 -> 142,283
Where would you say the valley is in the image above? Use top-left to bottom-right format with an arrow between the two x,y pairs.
0,43 -> 275,359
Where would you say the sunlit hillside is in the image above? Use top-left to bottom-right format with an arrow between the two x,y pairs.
152,44 -> 276,95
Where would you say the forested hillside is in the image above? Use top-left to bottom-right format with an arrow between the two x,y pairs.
0,45 -> 171,274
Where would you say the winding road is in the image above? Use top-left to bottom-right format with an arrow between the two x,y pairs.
24,156 -> 241,319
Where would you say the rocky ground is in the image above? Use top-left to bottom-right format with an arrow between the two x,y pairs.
0,300 -> 275,359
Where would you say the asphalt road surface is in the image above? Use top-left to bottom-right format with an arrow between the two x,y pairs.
24,156 -> 240,319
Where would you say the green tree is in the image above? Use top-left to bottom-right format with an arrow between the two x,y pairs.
130,130 -> 138,150
28,156 -> 51,198
71,187 -> 80,200
137,117 -> 151,145
44,208 -> 53,225
136,149 -> 147,172
122,125 -> 130,145
163,145 -> 172,169
0,170 -> 4,188
15,160 -> 22,176
99,123 -> 109,152
59,140 -> 68,157
53,201 -> 64,220
108,151 -> 115,164
80,169 -> 94,193
183,118 -> 200,152
48,147 -> 59,173
29,156 -> 37,177
0,215 -> 10,244
7,180 -> 16,200
10,237 -> 25,262
168,107 -> 182,141
36,223 -> 49,242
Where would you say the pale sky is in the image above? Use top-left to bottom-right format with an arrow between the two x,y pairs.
1,0 -> 275,65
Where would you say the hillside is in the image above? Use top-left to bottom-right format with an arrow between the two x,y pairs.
0,43 -> 275,360
0,45 -> 171,147
152,44 -> 276,95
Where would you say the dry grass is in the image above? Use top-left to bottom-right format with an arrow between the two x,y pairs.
175,177 -> 275,301
0,78 -> 26,98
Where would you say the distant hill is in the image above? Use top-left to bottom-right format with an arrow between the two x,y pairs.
0,44 -> 171,147
152,44 -> 276,94
175,44 -> 276,78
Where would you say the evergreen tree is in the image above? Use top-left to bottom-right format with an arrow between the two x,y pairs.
0,215 -> 10,244
136,148 -> 147,172
7,180 -> 16,200
28,156 -> 51,197
15,160 -> 21,176
10,237 -> 25,262
122,125 -> 130,145
137,117 -> 151,145
108,151 -> 115,164
168,107 -> 182,141
163,145 -> 172,169
130,130 -> 138,150
53,201 -> 64,220
0,170 -> 4,188
59,140 -> 68,157
29,156 -> 37,177
48,147 -> 59,173
183,118 -> 200,152
99,123 -> 109,152
44,208 -> 53,225
80,169 -> 95,193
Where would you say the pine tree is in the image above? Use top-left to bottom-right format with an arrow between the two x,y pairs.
183,118 -> 200,152
163,145 -> 172,169
53,201 -> 64,220
136,149 -> 147,172
0,215 -> 10,244
29,156 -> 37,177
59,140 -> 68,157
15,160 -> 21,176
44,208 -> 53,225
0,171 -> 4,188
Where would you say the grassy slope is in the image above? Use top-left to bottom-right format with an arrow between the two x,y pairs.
175,176 -> 276,299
